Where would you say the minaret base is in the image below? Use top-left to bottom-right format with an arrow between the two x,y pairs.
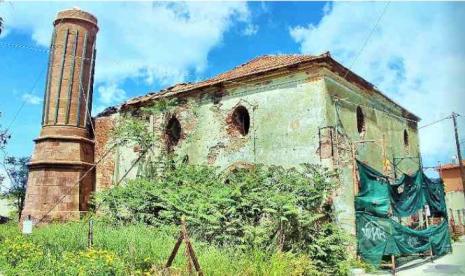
22,164 -> 94,224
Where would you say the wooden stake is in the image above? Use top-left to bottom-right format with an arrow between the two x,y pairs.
351,143 -> 359,196
382,135 -> 388,175
185,245 -> 193,273
425,211 -> 434,263
181,218 -> 203,275
391,255 -> 396,275
165,233 -> 183,268
165,217 -> 203,276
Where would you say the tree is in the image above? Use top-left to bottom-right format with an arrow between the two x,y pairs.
0,112 -> 10,190
0,112 -> 20,219
1,156 -> 30,219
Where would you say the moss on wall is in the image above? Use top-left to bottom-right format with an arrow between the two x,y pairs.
105,66 -> 421,234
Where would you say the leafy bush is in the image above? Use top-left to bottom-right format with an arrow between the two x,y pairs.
96,163 -> 351,274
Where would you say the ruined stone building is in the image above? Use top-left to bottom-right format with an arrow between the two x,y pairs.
22,9 -> 421,233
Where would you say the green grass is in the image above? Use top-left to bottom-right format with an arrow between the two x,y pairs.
0,219 -> 319,275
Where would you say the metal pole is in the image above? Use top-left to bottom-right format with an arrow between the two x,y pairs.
451,112 -> 465,202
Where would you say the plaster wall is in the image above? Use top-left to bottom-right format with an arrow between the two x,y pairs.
100,66 -> 420,234
322,71 -> 420,232
175,71 -> 327,169
446,192 -> 465,224
110,70 -> 329,184
441,167 -> 465,193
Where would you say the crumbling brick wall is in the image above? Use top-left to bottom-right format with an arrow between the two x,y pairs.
94,115 -> 116,192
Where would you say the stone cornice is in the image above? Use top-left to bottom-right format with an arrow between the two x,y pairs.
28,160 -> 94,169
34,135 -> 95,144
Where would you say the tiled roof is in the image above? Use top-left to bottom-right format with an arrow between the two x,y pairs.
97,52 -> 419,121
210,54 -> 321,81
121,53 -> 328,107
438,161 -> 465,170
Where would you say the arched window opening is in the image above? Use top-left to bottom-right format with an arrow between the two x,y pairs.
230,106 -> 250,136
403,129 -> 409,147
356,106 -> 366,135
165,116 -> 181,151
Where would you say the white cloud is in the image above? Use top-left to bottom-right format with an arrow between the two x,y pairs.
0,2 -> 250,109
97,83 -> 126,106
21,93 -> 42,105
243,24 -> 258,36
290,2 -> 465,166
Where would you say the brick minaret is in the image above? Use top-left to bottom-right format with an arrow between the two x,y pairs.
21,8 -> 98,223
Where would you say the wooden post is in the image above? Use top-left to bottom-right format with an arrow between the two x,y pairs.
425,211 -> 434,262
181,218 -> 203,276
87,218 -> 94,248
391,255 -> 396,275
451,113 -> 465,203
334,100 -> 340,169
165,217 -> 203,276
351,143 -> 358,196
165,233 -> 183,268
185,245 -> 193,273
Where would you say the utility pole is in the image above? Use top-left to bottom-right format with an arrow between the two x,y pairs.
451,112 -> 465,202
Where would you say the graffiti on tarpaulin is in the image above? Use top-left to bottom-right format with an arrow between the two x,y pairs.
362,221 -> 387,241
406,236 -> 421,248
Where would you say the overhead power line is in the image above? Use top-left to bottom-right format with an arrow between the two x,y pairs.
418,115 -> 452,130
0,41 -> 49,53
3,65 -> 47,135
343,2 -> 391,79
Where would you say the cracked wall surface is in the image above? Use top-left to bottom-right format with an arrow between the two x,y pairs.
95,66 -> 420,234
321,69 -> 420,233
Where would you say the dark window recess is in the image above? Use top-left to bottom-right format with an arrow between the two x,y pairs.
165,116 -> 181,151
356,106 -> 365,134
231,106 -> 250,136
403,129 -> 409,147
212,91 -> 223,104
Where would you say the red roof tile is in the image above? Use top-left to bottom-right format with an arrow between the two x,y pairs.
122,53 -> 327,107
438,161 -> 465,170
96,52 -> 419,122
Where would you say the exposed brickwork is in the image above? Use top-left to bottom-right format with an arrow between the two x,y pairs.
94,116 -> 116,192
21,8 -> 98,224
43,12 -> 98,127
114,54 -> 419,125
23,167 -> 93,222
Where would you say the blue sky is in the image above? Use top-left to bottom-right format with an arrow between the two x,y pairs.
0,1 -> 464,175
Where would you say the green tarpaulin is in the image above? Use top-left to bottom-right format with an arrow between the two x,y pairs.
390,172 -> 447,217
355,161 -> 391,217
355,161 -> 448,218
356,212 -> 452,267
355,161 -> 451,267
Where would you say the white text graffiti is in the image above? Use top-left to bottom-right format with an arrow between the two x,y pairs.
361,221 -> 387,241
